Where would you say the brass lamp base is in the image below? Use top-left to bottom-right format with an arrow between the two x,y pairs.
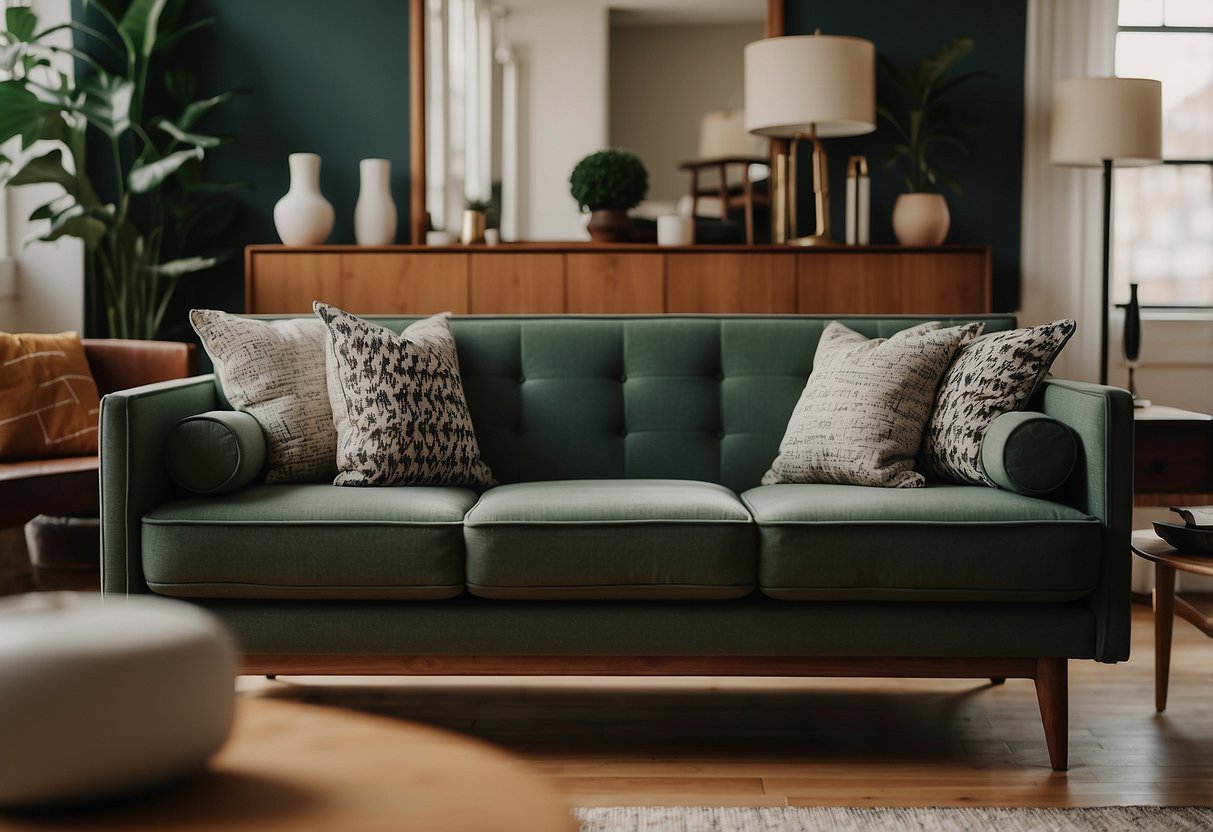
771,128 -> 834,246
788,234 -> 842,247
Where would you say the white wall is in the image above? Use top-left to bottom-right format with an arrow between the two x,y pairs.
0,0 -> 84,335
509,0 -> 609,239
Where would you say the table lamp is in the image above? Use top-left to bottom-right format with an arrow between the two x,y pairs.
1050,76 -> 1162,386
744,32 -> 875,245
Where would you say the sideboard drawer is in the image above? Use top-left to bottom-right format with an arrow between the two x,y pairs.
1135,417 -> 1213,493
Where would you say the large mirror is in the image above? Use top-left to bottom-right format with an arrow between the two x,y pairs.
410,0 -> 782,243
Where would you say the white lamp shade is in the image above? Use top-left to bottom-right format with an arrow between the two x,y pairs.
1050,77 -> 1162,167
744,35 -> 875,138
699,109 -> 768,158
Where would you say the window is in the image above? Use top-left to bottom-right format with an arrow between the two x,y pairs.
1114,0 -> 1213,307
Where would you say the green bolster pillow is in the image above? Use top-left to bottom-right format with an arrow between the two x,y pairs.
980,411 -> 1077,496
165,411 -> 266,495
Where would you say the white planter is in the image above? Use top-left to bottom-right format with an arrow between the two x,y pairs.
273,153 -> 334,246
354,158 -> 398,246
892,193 -> 950,247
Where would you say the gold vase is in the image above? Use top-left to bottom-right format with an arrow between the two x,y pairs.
460,210 -> 486,245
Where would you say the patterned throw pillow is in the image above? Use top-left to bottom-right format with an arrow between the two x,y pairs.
190,310 -> 335,483
762,320 -> 983,489
314,303 -> 494,488
0,331 -> 100,460
921,319 -> 1076,486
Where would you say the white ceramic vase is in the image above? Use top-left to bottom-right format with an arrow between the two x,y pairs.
892,193 -> 950,247
354,158 -> 398,246
273,153 -> 334,246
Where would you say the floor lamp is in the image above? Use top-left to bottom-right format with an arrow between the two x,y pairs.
1049,77 -> 1161,386
743,33 -> 875,246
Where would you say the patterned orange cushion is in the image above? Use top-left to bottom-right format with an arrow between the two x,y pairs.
0,332 -> 101,460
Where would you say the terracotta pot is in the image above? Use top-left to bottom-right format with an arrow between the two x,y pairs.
892,193 -> 950,246
586,210 -> 632,243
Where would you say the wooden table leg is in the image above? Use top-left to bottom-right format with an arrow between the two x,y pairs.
1153,563 -> 1177,713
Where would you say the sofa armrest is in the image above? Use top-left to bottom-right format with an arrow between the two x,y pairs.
100,375 -> 218,596
1039,378 -> 1134,663
84,339 -> 197,395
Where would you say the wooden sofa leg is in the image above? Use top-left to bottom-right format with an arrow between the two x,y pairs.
1034,657 -> 1068,771
989,677 -> 1006,685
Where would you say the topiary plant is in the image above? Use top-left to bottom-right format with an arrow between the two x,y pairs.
569,149 -> 648,212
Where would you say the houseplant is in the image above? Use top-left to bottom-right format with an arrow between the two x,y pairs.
461,197 -> 489,244
0,1 -> 246,339
877,36 -> 988,246
569,148 -> 648,243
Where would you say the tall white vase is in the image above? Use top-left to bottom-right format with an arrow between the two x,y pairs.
354,158 -> 398,246
273,153 -> 334,246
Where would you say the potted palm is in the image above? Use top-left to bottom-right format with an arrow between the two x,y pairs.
0,1 -> 246,339
878,37 -> 988,246
569,148 -> 648,243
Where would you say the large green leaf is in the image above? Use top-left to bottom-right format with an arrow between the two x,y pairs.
146,253 -> 221,277
119,0 -> 169,59
29,204 -> 108,249
178,89 -> 243,131
78,73 -> 134,138
128,146 -> 203,193
6,148 -> 78,195
5,7 -> 38,43
30,194 -> 77,222
0,81 -> 53,145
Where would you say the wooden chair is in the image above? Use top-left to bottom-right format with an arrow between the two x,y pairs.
678,156 -> 770,244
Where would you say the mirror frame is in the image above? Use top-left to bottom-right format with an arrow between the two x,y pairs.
407,0 -> 787,243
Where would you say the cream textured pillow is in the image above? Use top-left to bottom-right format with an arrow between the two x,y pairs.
315,303 -> 494,488
762,320 -> 983,488
189,310 -> 335,483
921,319 -> 1076,486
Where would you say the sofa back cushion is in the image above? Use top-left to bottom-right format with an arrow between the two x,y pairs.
244,315 -> 1017,494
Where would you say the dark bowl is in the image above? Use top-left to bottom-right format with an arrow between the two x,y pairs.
1153,521 -> 1213,556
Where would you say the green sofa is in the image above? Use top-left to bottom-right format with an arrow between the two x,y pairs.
100,314 -> 1134,770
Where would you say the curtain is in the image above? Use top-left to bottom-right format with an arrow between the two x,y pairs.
1018,0 -> 1118,381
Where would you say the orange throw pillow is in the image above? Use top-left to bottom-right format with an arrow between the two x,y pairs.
0,332 -> 101,460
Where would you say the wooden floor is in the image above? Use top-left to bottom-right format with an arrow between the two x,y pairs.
239,604 -> 1213,808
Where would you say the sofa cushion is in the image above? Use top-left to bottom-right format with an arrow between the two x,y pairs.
142,484 -> 477,600
0,331 -> 100,460
761,320 -> 982,489
165,411 -> 267,495
463,479 -> 755,600
742,484 -> 1101,602
980,412 -> 1077,496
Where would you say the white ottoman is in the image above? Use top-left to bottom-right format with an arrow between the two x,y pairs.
0,592 -> 237,806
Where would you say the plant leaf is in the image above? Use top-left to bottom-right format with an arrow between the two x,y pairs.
155,117 -> 221,148
6,147 -> 78,194
118,0 -> 169,59
28,204 -> 108,249
5,7 -> 38,43
127,146 -> 203,193
178,89 -> 243,130
29,194 -> 77,221
0,81 -> 54,145
146,253 -> 222,277
78,73 -> 134,138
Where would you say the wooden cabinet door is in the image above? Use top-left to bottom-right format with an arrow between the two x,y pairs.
470,253 -> 565,313
899,252 -> 990,314
340,253 -> 469,314
798,253 -> 902,313
666,253 -> 795,313
247,252 -> 342,314
566,253 -> 664,313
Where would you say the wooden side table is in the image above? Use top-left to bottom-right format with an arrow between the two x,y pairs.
1134,405 -> 1213,507
1131,531 -> 1213,712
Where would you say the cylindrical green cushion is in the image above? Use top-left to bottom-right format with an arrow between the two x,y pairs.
165,411 -> 266,495
980,411 -> 1077,496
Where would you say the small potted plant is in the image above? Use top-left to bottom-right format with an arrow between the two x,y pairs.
878,37 -> 989,246
569,149 -> 649,243
461,198 -> 490,244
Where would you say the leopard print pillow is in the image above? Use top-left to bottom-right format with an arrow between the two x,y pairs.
314,303 -> 494,488
921,319 -> 1076,486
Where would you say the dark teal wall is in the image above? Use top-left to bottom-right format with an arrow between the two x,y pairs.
195,0 -> 410,313
788,1 -> 1026,311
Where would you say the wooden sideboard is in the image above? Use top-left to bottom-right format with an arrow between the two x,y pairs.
245,244 -> 993,315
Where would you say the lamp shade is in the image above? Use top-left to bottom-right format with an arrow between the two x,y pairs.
744,35 -> 875,138
1050,77 -> 1162,167
699,109 -> 768,158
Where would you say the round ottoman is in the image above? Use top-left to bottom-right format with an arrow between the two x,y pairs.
0,592 -> 237,806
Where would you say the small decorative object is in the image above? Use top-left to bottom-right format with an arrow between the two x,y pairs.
484,229 -> 501,246
426,230 -> 455,245
461,199 -> 489,245
1152,521 -> 1213,556
274,153 -> 335,246
892,193 -> 951,246
845,156 -> 870,245
657,215 -> 694,246
1122,282 -> 1151,407
569,149 -> 649,243
354,158 -> 397,246
879,37 -> 990,247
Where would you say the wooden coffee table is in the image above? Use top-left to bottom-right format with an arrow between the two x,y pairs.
1131,530 -> 1213,713
0,698 -> 573,831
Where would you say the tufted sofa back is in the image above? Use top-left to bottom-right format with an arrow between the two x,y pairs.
255,314 -> 1017,494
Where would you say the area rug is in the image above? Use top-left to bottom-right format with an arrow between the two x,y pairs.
574,805 -> 1213,831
